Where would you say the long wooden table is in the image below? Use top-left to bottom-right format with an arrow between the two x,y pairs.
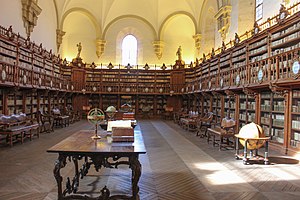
47,130 -> 146,200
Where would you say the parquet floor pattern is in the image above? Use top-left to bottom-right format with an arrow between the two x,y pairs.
0,119 -> 300,200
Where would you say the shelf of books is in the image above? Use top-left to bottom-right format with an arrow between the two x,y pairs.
88,94 -> 101,109
102,94 -> 118,111
270,18 -> 300,57
248,33 -> 269,84
219,51 -> 231,89
156,95 -> 167,115
260,91 -> 272,137
290,89 -> 300,149
224,94 -> 236,120
200,62 -> 210,91
6,90 -> 23,115
232,43 -> 247,87
212,93 -> 222,124
0,30 -> 17,66
138,95 -> 154,117
209,57 -> 219,89
271,93 -> 285,144
24,91 -> 38,118
239,93 -> 256,129
202,94 -> 212,113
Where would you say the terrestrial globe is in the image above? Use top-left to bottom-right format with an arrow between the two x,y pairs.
105,106 -> 117,120
238,122 -> 266,150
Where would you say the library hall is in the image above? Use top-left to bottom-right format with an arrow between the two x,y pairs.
1,0 -> 300,199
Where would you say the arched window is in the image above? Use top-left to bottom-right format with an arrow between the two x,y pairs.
122,35 -> 137,66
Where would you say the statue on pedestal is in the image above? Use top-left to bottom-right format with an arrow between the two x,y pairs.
70,42 -> 85,67
174,45 -> 185,69
176,46 -> 182,61
76,42 -> 82,58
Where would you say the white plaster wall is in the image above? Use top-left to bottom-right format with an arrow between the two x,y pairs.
161,15 -> 195,65
227,0 -> 239,43
238,0 -> 255,35
0,0 -> 25,36
262,0 -> 282,22
260,0 -> 299,23
103,18 -> 155,65
31,0 -> 57,53
62,12 -> 97,63
0,0 -> 57,53
0,0 -> 296,65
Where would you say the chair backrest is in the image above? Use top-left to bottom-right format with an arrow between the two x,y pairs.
52,108 -> 61,115
221,117 -> 236,128
206,112 -> 214,120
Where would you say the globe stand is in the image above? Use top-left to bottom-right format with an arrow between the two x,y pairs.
91,124 -> 101,140
234,123 -> 270,165
106,111 -> 116,121
87,108 -> 105,140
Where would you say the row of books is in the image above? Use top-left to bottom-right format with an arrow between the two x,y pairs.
271,31 -> 300,47
249,38 -> 267,50
271,22 -> 300,40
292,120 -> 300,130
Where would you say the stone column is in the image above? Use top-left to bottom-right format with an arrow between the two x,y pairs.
152,40 -> 164,60
21,0 -> 42,37
96,39 -> 106,58
193,33 -> 202,56
56,29 -> 65,52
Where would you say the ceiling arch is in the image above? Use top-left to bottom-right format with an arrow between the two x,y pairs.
158,11 -> 197,40
60,7 -> 101,38
199,0 -> 218,32
102,15 -> 157,40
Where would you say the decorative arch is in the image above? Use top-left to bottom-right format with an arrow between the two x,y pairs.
102,15 -> 157,40
53,0 -> 59,30
115,27 -> 144,65
198,0 -> 218,33
158,11 -> 197,40
122,35 -> 138,65
60,7 -> 101,38
199,0 -> 218,55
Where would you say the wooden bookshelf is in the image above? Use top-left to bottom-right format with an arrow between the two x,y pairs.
0,2 -> 300,154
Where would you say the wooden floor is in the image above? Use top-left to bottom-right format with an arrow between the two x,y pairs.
0,120 -> 300,200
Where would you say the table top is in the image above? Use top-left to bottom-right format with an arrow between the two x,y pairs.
47,130 -> 146,155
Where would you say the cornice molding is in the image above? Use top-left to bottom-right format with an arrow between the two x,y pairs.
21,0 -> 42,37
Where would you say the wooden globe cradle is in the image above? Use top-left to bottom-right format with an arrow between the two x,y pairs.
234,134 -> 270,165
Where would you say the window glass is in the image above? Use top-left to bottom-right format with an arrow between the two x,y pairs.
256,0 -> 263,22
122,35 -> 137,66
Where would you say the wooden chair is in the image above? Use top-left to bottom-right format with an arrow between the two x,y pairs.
196,112 -> 214,137
207,117 -> 236,150
52,108 -> 70,128
0,113 -> 40,147
37,110 -> 54,133
65,106 -> 80,124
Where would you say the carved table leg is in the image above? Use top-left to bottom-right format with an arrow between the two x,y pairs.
72,156 -> 80,193
53,154 -> 67,200
129,155 -> 141,199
